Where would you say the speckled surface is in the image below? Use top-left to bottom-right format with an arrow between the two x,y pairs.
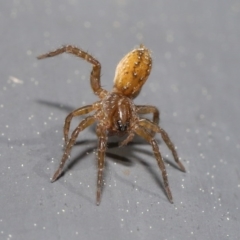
0,1 -> 240,239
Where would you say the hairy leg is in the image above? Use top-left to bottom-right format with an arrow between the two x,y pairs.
119,131 -> 135,147
138,119 -> 186,172
37,45 -> 107,98
136,105 -> 159,125
96,124 -> 108,205
134,125 -> 173,203
64,102 -> 101,143
136,105 -> 159,136
51,116 -> 96,182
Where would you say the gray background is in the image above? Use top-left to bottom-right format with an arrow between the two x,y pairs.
0,0 -> 240,239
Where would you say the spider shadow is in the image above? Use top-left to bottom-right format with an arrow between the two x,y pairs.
36,99 -> 75,113
57,136 -> 181,202
107,140 -> 181,200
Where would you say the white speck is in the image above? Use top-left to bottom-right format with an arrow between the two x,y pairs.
211,122 -> 216,127
27,50 -> 32,56
44,31 -> 50,37
171,84 -> 179,92
34,223 -> 37,227
9,76 -> 24,84
225,136 -> 230,141
164,52 -> 171,59
84,21 -> 91,28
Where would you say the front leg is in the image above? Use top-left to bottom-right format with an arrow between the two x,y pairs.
64,102 -> 101,144
136,105 -> 159,137
134,125 -> 173,203
138,119 -> 186,172
96,124 -> 108,205
51,116 -> 96,182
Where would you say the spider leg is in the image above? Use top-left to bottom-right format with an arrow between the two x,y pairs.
119,131 -> 135,147
64,102 -> 101,144
134,125 -> 173,203
51,116 -> 96,182
37,45 -> 107,98
138,119 -> 186,172
136,105 -> 159,136
96,125 -> 108,205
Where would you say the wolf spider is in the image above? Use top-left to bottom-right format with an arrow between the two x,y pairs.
37,44 -> 185,205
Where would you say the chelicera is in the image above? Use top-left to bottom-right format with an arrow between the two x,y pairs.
37,44 -> 185,205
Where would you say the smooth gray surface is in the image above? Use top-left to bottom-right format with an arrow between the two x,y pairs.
0,1 -> 240,239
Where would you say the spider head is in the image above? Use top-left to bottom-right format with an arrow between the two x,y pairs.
112,97 -> 132,133
104,93 -> 134,134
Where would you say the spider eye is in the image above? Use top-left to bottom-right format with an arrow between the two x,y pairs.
117,120 -> 129,132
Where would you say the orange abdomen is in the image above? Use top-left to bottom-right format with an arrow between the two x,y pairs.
113,45 -> 152,98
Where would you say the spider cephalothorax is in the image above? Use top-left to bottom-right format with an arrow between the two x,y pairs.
37,44 -> 185,205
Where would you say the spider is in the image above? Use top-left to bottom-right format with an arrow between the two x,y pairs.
37,44 -> 185,205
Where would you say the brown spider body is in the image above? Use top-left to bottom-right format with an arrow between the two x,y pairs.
38,45 -> 185,205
